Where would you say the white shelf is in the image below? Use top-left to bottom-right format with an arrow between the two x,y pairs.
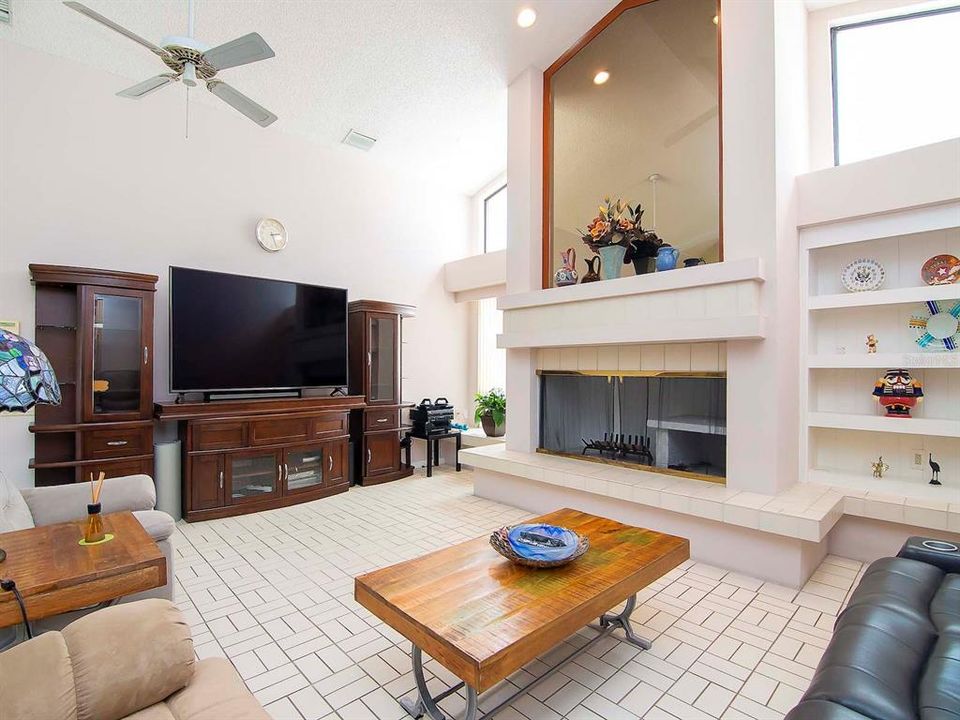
809,353 -> 960,368
806,469 -> 953,503
808,283 -> 959,311
808,411 -> 960,438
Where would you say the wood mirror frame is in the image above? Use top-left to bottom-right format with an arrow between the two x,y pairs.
542,0 -> 723,289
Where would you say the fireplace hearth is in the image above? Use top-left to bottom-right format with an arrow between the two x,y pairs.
539,371 -> 726,482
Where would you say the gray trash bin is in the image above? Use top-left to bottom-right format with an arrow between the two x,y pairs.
154,440 -> 182,521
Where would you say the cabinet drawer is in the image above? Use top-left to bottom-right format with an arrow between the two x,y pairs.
81,457 -> 153,483
364,407 -> 399,431
249,417 -> 311,446
83,427 -> 151,460
192,422 -> 247,451
310,412 -> 349,439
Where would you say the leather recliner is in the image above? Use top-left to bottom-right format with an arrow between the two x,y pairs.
786,537 -> 960,720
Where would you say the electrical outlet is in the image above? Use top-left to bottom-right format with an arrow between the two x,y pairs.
913,451 -> 924,470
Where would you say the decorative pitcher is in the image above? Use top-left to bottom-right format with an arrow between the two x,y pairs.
554,248 -> 579,287
598,244 -> 626,280
656,245 -> 679,271
581,255 -> 601,283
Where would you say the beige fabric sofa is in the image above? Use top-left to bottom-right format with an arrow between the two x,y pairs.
0,599 -> 269,720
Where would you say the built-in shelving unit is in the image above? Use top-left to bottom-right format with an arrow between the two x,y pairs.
799,201 -> 960,501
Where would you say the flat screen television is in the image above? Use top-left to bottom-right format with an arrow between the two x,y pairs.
169,267 -> 348,393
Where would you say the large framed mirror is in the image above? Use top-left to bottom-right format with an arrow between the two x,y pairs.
543,0 -> 722,288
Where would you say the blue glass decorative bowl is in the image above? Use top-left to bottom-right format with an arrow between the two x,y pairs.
489,523 -> 589,568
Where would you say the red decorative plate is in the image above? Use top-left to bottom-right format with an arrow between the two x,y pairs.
922,254 -> 960,286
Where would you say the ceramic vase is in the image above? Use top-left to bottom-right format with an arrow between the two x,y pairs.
631,256 -> 656,275
554,248 -> 579,287
656,246 -> 679,271
598,245 -> 626,280
581,256 -> 601,283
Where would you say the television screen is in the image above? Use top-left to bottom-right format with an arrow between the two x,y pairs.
170,267 -> 347,392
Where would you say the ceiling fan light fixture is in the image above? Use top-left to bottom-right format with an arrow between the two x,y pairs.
182,61 -> 197,87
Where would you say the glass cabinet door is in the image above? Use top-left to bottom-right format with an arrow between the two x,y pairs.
228,450 -> 280,502
284,445 -> 324,493
368,313 -> 398,404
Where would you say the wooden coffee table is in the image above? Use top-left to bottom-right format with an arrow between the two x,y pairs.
355,508 -> 689,720
0,511 -> 166,629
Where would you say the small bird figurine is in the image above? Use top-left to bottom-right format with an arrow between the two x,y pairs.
871,455 -> 890,478
929,453 -> 942,485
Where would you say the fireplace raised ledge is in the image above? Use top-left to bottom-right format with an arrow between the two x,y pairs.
497,258 -> 765,349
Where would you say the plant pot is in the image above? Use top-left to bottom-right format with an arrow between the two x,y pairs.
631,256 -> 656,275
598,245 -> 626,280
480,413 -> 505,437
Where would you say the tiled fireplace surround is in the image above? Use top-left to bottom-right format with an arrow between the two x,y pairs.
461,270 -> 960,587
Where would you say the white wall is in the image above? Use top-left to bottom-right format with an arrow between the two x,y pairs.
0,40 -> 472,488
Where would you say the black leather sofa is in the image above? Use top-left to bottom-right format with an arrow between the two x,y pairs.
786,537 -> 960,720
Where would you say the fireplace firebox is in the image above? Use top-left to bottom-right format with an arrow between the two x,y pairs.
538,371 -> 726,482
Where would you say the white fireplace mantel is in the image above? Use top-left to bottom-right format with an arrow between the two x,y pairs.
497,258 -> 766,349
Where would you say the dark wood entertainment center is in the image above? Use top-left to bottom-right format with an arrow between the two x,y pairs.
27,263 -> 417,521
155,395 -> 366,521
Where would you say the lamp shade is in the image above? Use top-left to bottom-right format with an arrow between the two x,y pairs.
0,329 -> 61,412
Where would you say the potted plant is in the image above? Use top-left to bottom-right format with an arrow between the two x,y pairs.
579,197 -> 632,281
474,388 -> 506,437
621,205 -> 664,275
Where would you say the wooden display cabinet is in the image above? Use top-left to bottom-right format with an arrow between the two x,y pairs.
348,300 -> 416,485
29,265 -> 158,486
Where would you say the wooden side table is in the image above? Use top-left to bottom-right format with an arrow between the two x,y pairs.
404,429 -> 461,477
0,511 -> 166,629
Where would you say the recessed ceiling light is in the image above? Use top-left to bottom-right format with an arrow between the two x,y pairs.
712,14 -> 719,25
593,70 -> 610,85
517,8 -> 537,28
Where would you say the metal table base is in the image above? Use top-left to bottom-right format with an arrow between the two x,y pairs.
399,594 -> 649,720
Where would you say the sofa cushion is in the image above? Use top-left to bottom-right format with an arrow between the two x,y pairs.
843,556 -> 943,626
126,706 -> 177,720
133,509 -> 176,543
62,599 -> 195,720
785,699 -> 873,720
931,574 -> 960,636
0,471 -> 34,532
919,633 -> 960,720
165,657 -> 271,720
0,630 -> 77,720
802,603 -> 936,720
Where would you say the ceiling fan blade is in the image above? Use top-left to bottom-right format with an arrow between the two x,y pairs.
207,80 -> 277,127
117,74 -> 178,99
203,32 -> 275,71
63,1 -> 170,59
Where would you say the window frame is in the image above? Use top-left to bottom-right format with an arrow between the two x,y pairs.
482,183 -> 508,253
830,4 -> 960,166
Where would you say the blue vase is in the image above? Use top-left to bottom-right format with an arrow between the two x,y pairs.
656,246 -> 679,271
598,245 -> 626,280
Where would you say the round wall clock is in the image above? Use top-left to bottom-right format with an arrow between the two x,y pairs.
256,218 -> 288,252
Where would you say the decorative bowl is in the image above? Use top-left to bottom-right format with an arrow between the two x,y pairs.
489,523 -> 589,568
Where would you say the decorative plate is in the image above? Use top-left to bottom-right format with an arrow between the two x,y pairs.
841,259 -> 885,292
921,254 -> 960,286
489,524 -> 589,568
909,300 -> 960,351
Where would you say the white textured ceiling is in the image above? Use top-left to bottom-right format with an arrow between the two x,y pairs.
1,0 -> 618,194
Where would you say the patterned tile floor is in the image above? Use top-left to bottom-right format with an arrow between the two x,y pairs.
171,471 -> 867,720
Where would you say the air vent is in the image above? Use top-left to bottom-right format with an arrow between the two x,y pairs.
0,0 -> 10,24
342,129 -> 376,152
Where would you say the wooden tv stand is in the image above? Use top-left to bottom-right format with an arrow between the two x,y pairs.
155,395 -> 365,522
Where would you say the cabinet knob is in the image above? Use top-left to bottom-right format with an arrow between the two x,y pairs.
218,470 -> 223,489
376,417 -> 388,423
328,454 -> 333,471
367,448 -> 372,464
106,440 -> 128,447
143,346 -> 148,365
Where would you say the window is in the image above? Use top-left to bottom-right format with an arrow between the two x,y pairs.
476,297 -> 505,401
832,6 -> 960,165
483,184 -> 507,252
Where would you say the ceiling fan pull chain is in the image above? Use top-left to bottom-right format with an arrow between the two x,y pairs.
185,86 -> 190,140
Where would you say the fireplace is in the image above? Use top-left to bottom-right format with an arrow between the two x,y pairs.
538,371 -> 726,482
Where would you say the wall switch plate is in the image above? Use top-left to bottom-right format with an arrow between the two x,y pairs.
913,451 -> 924,470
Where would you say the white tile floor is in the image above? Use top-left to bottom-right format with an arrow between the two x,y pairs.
171,471 -> 867,720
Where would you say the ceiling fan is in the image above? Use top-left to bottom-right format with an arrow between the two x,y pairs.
63,0 -> 278,127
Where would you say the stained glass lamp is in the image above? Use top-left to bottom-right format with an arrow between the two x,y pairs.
0,329 -> 61,412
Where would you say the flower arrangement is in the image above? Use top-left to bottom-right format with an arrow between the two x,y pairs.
579,198 -> 663,260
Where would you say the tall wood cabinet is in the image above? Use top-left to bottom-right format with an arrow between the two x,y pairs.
348,300 -> 415,485
29,265 -> 158,486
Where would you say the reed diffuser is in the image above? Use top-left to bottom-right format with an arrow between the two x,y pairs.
85,471 -> 106,544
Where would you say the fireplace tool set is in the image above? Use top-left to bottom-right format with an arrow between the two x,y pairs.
581,433 -> 655,465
